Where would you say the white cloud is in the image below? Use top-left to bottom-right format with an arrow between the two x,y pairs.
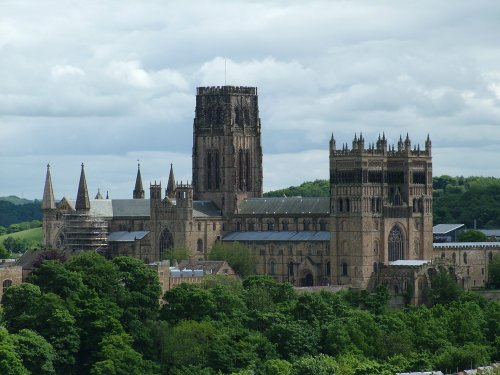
2,0 -> 500,198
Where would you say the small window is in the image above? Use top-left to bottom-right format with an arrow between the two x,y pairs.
267,221 -> 274,231
282,220 -> 289,231
463,252 -> 467,264
288,261 -> 294,276
452,252 -> 457,264
236,222 -> 241,231
269,260 -> 276,275
303,220 -> 310,231
326,261 -> 331,276
342,262 -> 348,276
197,239 -> 203,252
319,221 -> 327,231
213,222 -> 216,231
248,221 -> 255,231
198,222 -> 202,231
2,279 -> 12,293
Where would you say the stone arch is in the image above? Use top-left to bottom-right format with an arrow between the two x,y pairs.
158,228 -> 174,260
388,224 -> 405,261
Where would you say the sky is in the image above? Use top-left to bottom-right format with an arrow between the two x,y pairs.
2,0 -> 500,200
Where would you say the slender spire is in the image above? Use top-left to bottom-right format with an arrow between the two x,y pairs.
166,163 -> 176,198
42,164 -> 55,210
75,163 -> 90,211
133,162 -> 145,199
106,191 -> 109,199
95,188 -> 103,200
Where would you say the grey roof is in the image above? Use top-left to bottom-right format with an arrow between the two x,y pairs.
479,229 -> 500,237
111,199 -> 150,217
62,198 -> 221,218
237,197 -> 330,215
108,231 -> 150,242
193,201 -> 222,217
222,231 -> 330,242
433,223 -> 465,234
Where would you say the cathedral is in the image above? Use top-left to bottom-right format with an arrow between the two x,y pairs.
42,85 -> 499,303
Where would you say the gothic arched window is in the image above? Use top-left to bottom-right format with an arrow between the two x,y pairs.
388,225 -> 404,261
197,239 -> 203,252
269,260 -> 276,275
159,228 -> 174,261
342,262 -> 348,276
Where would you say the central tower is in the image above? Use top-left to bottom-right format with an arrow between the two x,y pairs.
192,86 -> 263,216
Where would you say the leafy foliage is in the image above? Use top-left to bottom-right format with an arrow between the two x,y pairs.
458,229 -> 488,242
209,241 -> 256,278
264,179 -> 329,197
1,253 -> 500,374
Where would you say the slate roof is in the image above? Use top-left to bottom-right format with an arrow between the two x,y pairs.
479,229 -> 500,237
108,231 -> 150,242
237,197 -> 330,215
61,199 -> 221,218
193,201 -> 222,217
433,223 -> 464,234
222,231 -> 330,242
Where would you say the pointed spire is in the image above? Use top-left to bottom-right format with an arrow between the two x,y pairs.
166,163 -> 177,198
329,133 -> 336,151
106,191 -> 109,199
42,164 -> 55,210
95,188 -> 103,199
133,162 -> 145,199
75,163 -> 90,211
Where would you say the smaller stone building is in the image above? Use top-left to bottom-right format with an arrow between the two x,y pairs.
0,260 -> 23,301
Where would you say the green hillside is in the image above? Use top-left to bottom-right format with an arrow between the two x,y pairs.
0,195 -> 36,205
0,227 -> 43,250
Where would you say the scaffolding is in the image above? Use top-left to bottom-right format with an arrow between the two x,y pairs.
63,212 -> 108,252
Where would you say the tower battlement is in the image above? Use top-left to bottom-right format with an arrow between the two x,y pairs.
197,86 -> 257,95
330,133 -> 431,158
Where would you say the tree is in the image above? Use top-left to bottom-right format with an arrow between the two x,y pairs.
91,333 -> 158,375
458,230 -> 488,242
0,328 -> 29,375
209,241 -> 255,278
292,354 -> 337,375
160,283 -> 216,324
12,329 -> 56,375
161,320 -> 216,370
488,253 -> 500,288
0,242 -> 10,259
425,269 -> 463,306
28,260 -> 84,300
2,237 -> 30,253
160,247 -> 188,263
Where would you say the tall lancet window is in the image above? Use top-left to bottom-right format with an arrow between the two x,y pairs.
388,225 -> 404,261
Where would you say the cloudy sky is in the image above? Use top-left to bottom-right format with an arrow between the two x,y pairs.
2,0 -> 500,200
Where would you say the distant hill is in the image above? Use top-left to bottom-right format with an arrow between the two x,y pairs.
264,176 -> 500,229
0,199 -> 42,228
0,195 -> 37,205
264,179 -> 330,197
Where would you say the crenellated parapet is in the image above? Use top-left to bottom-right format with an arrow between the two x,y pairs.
330,133 -> 431,158
197,86 -> 257,95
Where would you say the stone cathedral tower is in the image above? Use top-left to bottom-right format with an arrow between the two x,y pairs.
330,133 -> 433,288
192,86 -> 263,216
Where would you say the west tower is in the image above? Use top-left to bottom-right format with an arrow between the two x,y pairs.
192,86 -> 263,216
330,133 -> 433,288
